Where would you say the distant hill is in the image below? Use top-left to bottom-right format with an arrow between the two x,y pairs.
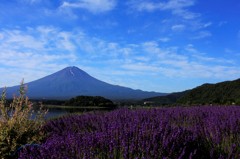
143,91 -> 188,106
65,96 -> 116,108
177,79 -> 240,105
144,79 -> 240,105
0,66 -> 165,100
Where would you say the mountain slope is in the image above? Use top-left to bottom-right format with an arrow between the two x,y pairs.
177,79 -> 240,105
143,91 -> 189,105
1,66 -> 165,100
144,78 -> 240,105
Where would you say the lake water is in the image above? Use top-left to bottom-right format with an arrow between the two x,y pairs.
0,106 -> 113,120
43,106 -> 110,119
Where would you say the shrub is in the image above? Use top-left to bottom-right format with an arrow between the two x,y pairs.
0,81 -> 47,159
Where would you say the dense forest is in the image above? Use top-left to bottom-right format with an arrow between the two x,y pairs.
144,78 -> 240,106
143,91 -> 188,106
30,96 -> 116,109
65,96 -> 116,108
177,79 -> 240,105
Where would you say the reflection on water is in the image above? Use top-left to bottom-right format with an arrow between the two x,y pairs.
1,106 -> 111,120
42,107 -> 110,119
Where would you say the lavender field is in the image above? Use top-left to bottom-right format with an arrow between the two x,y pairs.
19,106 -> 240,159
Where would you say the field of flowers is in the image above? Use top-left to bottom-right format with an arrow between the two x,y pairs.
19,106 -> 240,159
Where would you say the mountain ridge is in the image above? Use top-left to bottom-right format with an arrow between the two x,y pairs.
144,78 -> 240,105
1,66 -> 166,100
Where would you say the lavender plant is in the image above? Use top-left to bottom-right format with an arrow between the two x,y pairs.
19,106 -> 240,159
0,81 -> 47,158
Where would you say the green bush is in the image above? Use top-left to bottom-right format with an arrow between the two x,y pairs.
0,81 -> 47,159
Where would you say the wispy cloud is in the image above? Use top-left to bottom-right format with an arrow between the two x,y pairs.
172,8 -> 200,20
218,21 -> 227,27
122,63 -> 160,72
137,41 -> 239,78
0,26 -> 78,86
171,24 -> 185,32
128,0 -> 198,19
203,22 -> 212,28
225,48 -> 240,58
0,25 -> 239,91
192,31 -> 212,39
158,37 -> 170,42
127,0 -> 211,41
60,0 -> 117,13
20,0 -> 41,4
128,0 -> 194,11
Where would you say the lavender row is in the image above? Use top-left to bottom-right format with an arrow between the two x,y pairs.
19,106 -> 240,158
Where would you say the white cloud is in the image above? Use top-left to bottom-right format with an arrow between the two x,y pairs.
160,0 -> 195,10
225,48 -> 234,53
218,21 -> 227,27
185,44 -> 197,53
0,26 -> 78,86
171,24 -> 185,32
128,0 -> 198,19
0,33 -> 4,40
127,0 -> 209,43
20,0 -> 41,4
192,31 -> 212,39
185,44 -> 234,64
203,22 -> 212,28
136,41 -> 240,78
190,21 -> 212,30
60,0 -> 117,13
225,48 -> 240,58
172,9 -> 200,20
134,56 -> 150,62
129,0 -> 194,11
0,26 -> 239,90
158,37 -> 170,42
122,63 -> 160,72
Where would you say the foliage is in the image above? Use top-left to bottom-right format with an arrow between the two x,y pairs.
144,91 -> 188,106
145,78 -> 240,106
0,81 -> 47,159
177,79 -> 240,105
19,106 -> 240,158
65,96 -> 116,108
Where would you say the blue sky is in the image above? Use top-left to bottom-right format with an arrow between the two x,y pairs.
0,0 -> 240,93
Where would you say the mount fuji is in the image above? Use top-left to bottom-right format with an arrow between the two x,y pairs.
1,66 -> 166,100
